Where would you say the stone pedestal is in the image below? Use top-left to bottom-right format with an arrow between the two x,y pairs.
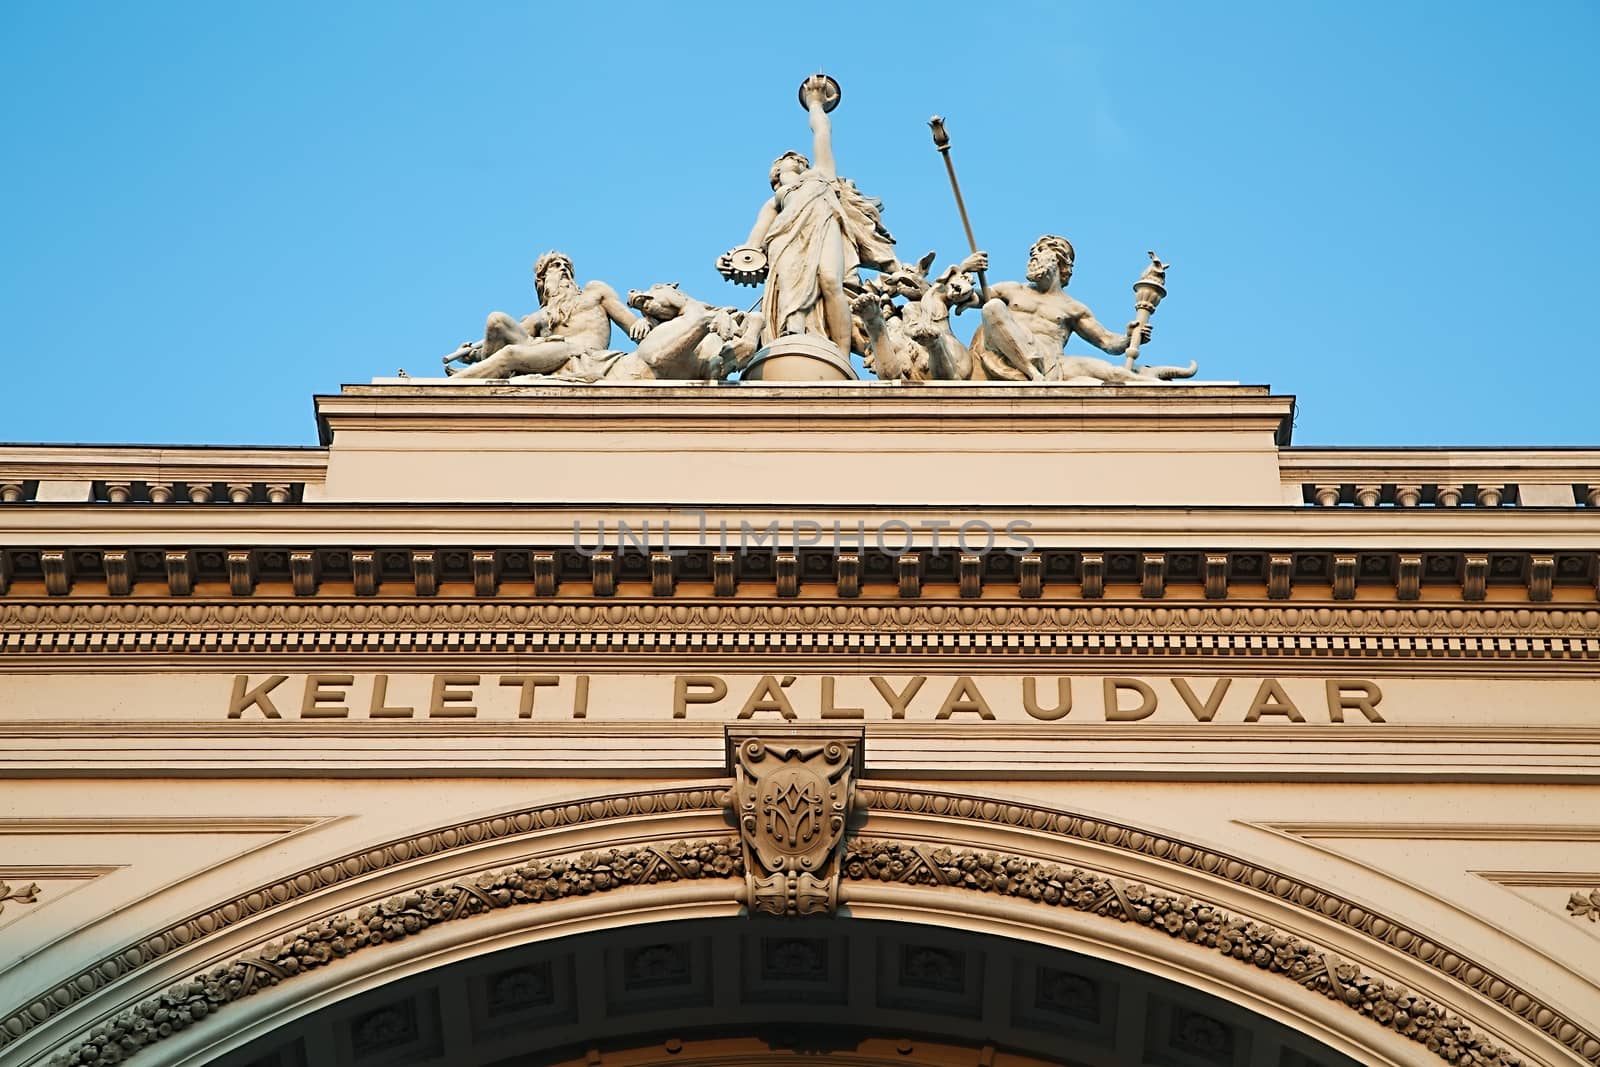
314,383 -> 1295,506
740,335 -> 859,382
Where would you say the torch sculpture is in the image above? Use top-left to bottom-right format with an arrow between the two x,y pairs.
1123,251 -> 1170,370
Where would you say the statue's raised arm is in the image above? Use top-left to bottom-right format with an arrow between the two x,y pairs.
801,74 -> 838,179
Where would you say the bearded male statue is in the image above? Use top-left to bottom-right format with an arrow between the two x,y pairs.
968,236 -> 1194,384
443,252 -> 651,381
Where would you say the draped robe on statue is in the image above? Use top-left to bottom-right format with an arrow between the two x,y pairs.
761,168 -> 897,344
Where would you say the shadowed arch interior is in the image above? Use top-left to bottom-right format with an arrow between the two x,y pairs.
212,917 -> 1364,1067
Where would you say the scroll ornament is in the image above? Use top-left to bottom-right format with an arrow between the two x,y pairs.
729,736 -> 858,916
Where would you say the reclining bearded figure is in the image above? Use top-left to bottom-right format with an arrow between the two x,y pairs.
441,255 -> 758,382
967,236 -> 1196,384
442,252 -> 650,381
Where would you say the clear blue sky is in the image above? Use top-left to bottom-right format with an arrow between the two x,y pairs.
2,2 -> 1596,446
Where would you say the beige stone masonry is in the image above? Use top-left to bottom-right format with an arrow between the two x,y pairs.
313,383 -> 1295,506
2,384 -> 1597,1067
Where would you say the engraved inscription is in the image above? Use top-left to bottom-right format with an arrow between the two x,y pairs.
223,673 -> 1385,723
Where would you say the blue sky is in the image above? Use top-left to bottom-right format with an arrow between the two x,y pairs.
2,2 -> 1596,446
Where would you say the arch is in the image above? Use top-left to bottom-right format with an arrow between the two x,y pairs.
9,783 -> 1592,1067
204,917 -> 1372,1067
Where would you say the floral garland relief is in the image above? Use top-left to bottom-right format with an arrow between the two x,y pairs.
1570,889 -> 1600,922
52,836 -> 1542,1067
50,842 -> 743,1067
841,842 -> 1528,1067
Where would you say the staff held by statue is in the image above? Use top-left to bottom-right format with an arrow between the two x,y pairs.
1123,251 -> 1169,369
927,116 -> 989,302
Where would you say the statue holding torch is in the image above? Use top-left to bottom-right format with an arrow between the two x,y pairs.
1123,251 -> 1170,369
926,116 -> 1193,384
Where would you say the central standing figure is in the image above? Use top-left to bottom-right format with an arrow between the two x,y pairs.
719,74 -> 898,359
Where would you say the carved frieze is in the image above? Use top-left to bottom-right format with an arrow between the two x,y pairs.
727,732 -> 859,916
10,782 -> 1600,1067
46,839 -> 744,1067
0,544 -> 1594,605
37,833 -> 1544,1067
1569,888 -> 1600,922
842,841 -> 1525,1067
1,601 -> 1595,669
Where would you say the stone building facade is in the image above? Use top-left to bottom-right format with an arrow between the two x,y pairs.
1,382 -> 1597,1066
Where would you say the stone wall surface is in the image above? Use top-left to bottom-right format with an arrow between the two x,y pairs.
1,385 -> 1596,1067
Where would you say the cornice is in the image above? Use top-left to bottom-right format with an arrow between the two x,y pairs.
1283,446 -> 1600,477
0,818 -> 326,835
4,503 -> 1600,544
313,383 -> 1295,444
7,443 -> 1597,482
0,543 -> 1596,610
0,446 -> 326,483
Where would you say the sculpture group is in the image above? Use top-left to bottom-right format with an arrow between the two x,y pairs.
438,75 -> 1196,385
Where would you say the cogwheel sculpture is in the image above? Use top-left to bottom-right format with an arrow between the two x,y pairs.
716,246 -> 769,287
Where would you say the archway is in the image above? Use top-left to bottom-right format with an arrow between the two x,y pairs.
27,782 -> 1583,1067
208,918 -> 1365,1067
